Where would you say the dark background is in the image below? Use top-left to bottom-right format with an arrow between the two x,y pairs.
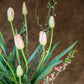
0,0 -> 84,84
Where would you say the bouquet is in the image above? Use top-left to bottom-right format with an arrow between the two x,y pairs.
0,1 -> 77,84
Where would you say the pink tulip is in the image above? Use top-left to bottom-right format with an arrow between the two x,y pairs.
14,34 -> 24,49
39,31 -> 47,46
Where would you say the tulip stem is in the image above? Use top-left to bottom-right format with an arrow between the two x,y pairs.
45,28 -> 53,58
19,77 -> 21,84
21,49 -> 28,74
0,54 -> 17,84
36,45 -> 45,72
16,48 -> 21,65
42,45 -> 45,61
10,21 -> 15,36
24,15 -> 28,57
10,22 -> 21,65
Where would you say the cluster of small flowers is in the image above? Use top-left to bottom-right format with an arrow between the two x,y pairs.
43,62 -> 72,84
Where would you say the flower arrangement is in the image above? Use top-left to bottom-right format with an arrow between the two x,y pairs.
0,1 -> 78,84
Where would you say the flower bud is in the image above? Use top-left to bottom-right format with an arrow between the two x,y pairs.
49,16 -> 55,28
39,31 -> 47,46
7,7 -> 14,22
22,2 -> 28,15
14,34 -> 24,49
16,65 -> 23,77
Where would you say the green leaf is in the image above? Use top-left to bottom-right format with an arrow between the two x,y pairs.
37,16 -> 40,20
0,54 -> 7,66
24,74 -> 31,84
54,41 -> 77,61
0,71 -> 15,82
28,47 -> 42,74
19,49 -> 25,65
33,60 -> 62,84
15,28 -> 18,33
27,44 -> 41,64
12,46 -> 16,65
55,1 -> 58,5
19,24 -> 25,35
0,61 -> 8,72
0,78 -> 7,84
0,31 -> 5,45
0,38 -> 9,56
42,41 -> 60,68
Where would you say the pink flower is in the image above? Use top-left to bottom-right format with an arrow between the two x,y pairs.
39,31 -> 47,46
47,75 -> 49,79
55,67 -> 60,71
43,81 -> 46,84
68,62 -> 71,64
60,66 -> 63,69
14,34 -> 24,49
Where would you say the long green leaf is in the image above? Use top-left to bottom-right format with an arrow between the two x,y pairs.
0,38 -> 9,56
0,31 -> 5,45
28,47 -> 42,74
33,60 -> 62,84
0,61 -> 8,72
27,44 -> 41,64
0,54 -> 7,65
12,46 -> 16,65
0,71 -> 15,82
42,41 -> 60,68
19,24 -> 25,35
53,41 -> 77,61
0,78 -> 7,84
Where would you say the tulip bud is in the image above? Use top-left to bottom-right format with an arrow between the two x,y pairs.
7,7 -> 14,22
16,65 -> 23,77
14,34 -> 24,49
39,31 -> 47,46
49,16 -> 55,28
22,2 -> 28,15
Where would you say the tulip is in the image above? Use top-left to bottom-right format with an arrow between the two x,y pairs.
14,34 -> 24,49
16,65 -> 23,77
22,2 -> 28,15
49,16 -> 55,28
39,31 -> 47,46
7,7 -> 14,22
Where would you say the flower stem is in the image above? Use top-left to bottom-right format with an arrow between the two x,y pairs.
36,45 -> 45,72
10,22 -> 21,65
21,49 -> 28,74
19,77 -> 21,84
10,21 -> 15,36
0,54 -> 17,84
42,45 -> 45,62
24,15 -> 28,57
16,48 -> 21,65
46,28 -> 53,57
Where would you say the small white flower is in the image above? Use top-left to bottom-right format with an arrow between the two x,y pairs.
16,65 -> 23,77
39,31 -> 47,46
49,16 -> 55,28
22,2 -> 28,15
7,7 -> 14,22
